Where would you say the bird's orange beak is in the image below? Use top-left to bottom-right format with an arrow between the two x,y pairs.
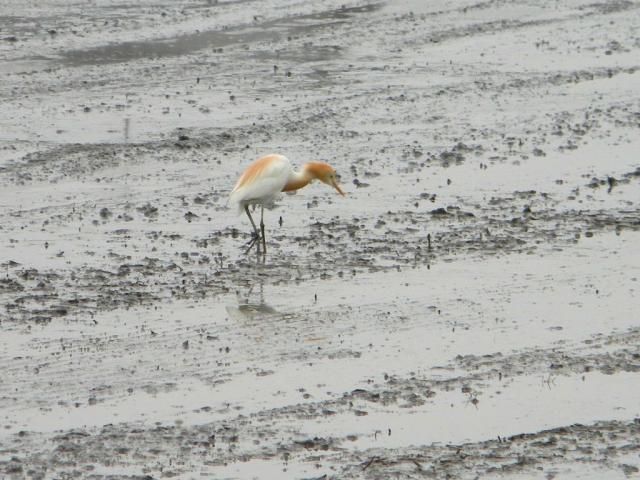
331,179 -> 345,196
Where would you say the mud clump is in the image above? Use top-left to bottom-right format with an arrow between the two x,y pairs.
137,203 -> 159,218
99,207 -> 112,219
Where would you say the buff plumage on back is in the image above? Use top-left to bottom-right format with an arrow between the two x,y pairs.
231,154 -> 283,192
229,154 -> 291,214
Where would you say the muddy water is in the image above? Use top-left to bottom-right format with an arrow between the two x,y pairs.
1,0 -> 640,478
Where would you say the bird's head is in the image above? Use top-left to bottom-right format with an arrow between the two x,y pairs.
305,162 -> 345,196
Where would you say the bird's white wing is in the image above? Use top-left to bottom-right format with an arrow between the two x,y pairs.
229,155 -> 291,212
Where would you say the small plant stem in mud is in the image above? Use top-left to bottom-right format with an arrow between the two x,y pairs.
362,456 -> 380,471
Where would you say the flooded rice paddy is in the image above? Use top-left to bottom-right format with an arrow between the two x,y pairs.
1,0 -> 639,478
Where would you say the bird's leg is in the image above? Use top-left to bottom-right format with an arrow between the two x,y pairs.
260,205 -> 266,254
244,205 -> 261,254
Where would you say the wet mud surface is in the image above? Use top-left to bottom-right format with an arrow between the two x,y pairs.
1,0 -> 640,478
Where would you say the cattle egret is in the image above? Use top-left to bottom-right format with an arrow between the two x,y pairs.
229,153 -> 345,253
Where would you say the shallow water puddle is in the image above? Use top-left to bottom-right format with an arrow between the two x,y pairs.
293,370 -> 640,448
8,377 -> 234,435
209,456 -> 324,480
496,455 -> 636,480
60,4 -> 380,67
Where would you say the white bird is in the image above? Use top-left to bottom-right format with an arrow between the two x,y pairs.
229,153 -> 345,253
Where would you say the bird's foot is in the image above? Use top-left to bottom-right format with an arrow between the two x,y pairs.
244,232 -> 262,254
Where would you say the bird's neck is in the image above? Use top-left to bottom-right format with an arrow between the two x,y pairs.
282,167 -> 313,192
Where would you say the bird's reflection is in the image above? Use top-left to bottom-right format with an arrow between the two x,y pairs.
225,281 -> 278,322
